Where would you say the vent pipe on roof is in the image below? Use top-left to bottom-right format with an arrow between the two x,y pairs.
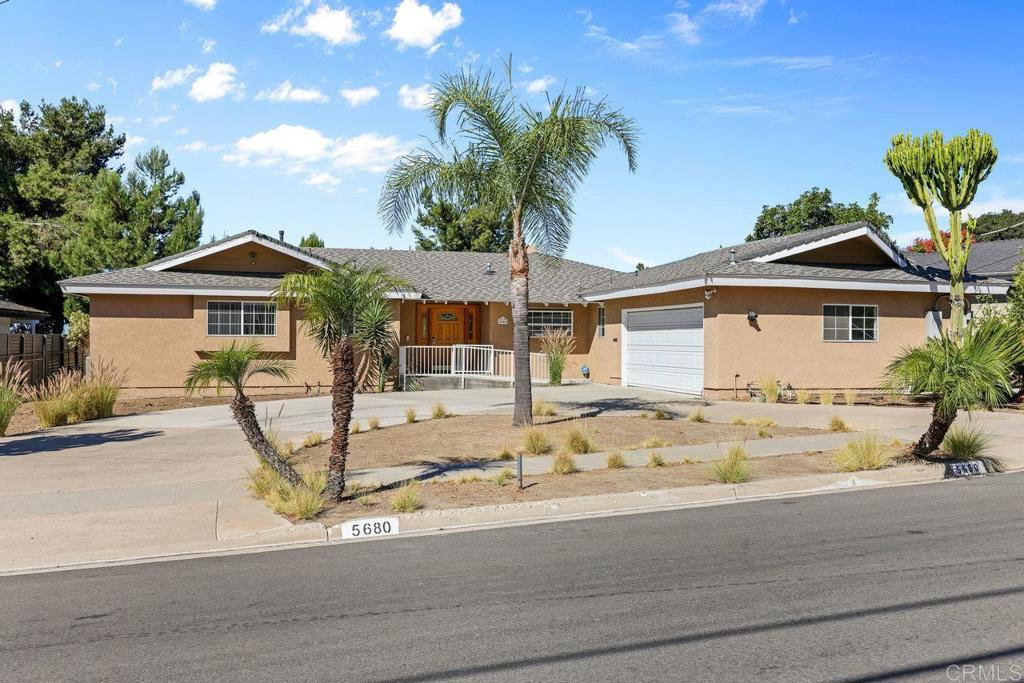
484,261 -> 495,275
729,248 -> 736,265
279,230 -> 285,242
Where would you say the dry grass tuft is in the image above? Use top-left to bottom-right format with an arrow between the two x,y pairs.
829,415 -> 852,433
532,400 -> 557,417
606,451 -> 627,469
350,421 -> 362,435
522,427 -> 553,455
710,445 -> 752,483
550,452 -> 578,475
0,360 -> 28,437
819,391 -> 835,406
689,408 -> 709,423
833,434 -> 893,471
942,424 -> 991,461
494,469 -> 515,487
760,374 -> 781,403
641,436 -> 670,449
367,416 -> 381,430
652,408 -> 672,420
248,463 -> 326,520
563,424 -> 596,454
647,450 -> 666,467
404,407 -> 417,424
302,432 -> 325,448
496,445 -> 515,460
431,402 -> 453,419
730,415 -> 747,425
749,417 -> 777,428
843,389 -> 857,406
795,388 -> 811,405
390,483 -> 423,513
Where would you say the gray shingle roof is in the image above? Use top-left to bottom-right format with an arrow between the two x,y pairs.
0,300 -> 49,318
583,221 -> 1015,296
904,239 -> 1024,276
60,231 -> 621,304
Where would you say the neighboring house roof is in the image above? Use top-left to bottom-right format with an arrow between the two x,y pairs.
60,230 -> 621,305
903,238 -> 1024,277
0,299 -> 49,319
583,222 -> 1014,300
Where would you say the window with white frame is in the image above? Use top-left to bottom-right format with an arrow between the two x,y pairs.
207,301 -> 278,336
528,309 -> 573,336
597,306 -> 606,338
823,304 -> 877,342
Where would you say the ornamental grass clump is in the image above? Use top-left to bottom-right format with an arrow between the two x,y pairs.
606,451 -> 627,469
843,389 -> 857,406
28,369 -> 82,428
74,359 -> 125,421
404,407 -> 417,424
710,445 -> 752,483
562,424 -> 595,454
390,482 -> 423,513
303,432 -> 325,448
550,452 -> 578,475
522,427 -> 553,455
833,434 -> 893,472
942,424 -> 991,461
494,469 -> 515,487
532,400 -> 557,417
641,436 -> 669,449
794,389 -> 811,405
689,408 -> 709,423
431,402 -> 453,419
647,451 -> 666,467
760,374 -> 781,403
829,415 -> 852,433
248,463 -> 327,520
540,328 -> 576,386
0,361 -> 28,437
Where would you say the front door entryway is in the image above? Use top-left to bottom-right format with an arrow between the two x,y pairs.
431,307 -> 465,345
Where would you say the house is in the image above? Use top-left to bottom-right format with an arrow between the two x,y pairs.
59,222 -> 1016,398
0,299 -> 49,333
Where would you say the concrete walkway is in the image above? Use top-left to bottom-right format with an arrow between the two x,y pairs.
1,384 -> 1022,573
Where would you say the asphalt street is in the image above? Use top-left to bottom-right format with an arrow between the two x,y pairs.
3,474 -> 1024,682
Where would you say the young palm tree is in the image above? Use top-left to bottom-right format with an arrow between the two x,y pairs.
184,340 -> 301,485
357,298 -> 399,393
885,317 -> 1024,456
275,264 -> 406,500
378,60 -> 638,426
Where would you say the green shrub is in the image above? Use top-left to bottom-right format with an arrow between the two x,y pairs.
496,445 -> 515,460
522,427 -> 553,455
942,424 -> 991,461
843,389 -> 857,406
494,469 -> 515,486
0,361 -> 28,437
795,388 -> 811,405
404,407 -> 417,424
760,374 -> 780,403
390,483 -> 423,513
532,400 -> 557,417
431,402 -> 452,419
303,432 -> 325,448
641,436 -> 670,449
367,416 -> 381,430
606,451 -> 627,469
66,310 -> 90,350
563,424 -> 595,454
647,451 -> 666,467
833,434 -> 893,471
710,445 -> 752,483
829,415 -> 852,432
550,452 -> 578,475
540,328 -> 575,386
689,408 -> 709,423
652,408 -> 671,420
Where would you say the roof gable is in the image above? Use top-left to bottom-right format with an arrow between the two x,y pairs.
751,223 -> 907,268
148,231 -> 331,273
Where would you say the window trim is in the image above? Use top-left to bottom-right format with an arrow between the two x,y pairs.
597,305 -> 606,338
527,309 -> 574,337
822,303 -> 878,343
207,300 -> 278,337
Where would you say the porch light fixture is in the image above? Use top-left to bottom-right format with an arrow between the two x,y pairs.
747,310 -> 758,321
704,288 -> 716,300
248,251 -> 258,265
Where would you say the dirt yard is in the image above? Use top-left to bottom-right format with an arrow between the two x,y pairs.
315,451 -> 837,526
3,392 -> 312,436
289,414 -> 825,472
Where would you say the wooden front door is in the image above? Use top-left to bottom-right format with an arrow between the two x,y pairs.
431,307 -> 465,345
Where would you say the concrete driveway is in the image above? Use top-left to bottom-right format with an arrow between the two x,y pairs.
0,383 -> 1020,573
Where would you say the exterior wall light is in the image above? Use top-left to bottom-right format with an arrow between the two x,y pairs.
747,310 -> 758,321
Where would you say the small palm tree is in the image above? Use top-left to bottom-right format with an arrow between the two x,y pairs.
379,59 -> 638,426
885,317 -> 1024,456
357,298 -> 399,393
184,341 -> 301,485
275,263 -> 406,500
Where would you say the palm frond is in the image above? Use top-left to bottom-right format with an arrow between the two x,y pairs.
184,340 -> 291,396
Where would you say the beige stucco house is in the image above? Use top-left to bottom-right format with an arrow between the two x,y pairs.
59,222 -> 1017,398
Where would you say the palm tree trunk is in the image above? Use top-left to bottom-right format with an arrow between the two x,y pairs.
912,403 -> 956,457
231,393 -> 302,485
326,336 -> 356,501
509,222 -> 533,427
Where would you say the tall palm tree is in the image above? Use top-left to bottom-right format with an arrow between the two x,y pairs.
184,340 -> 301,485
885,317 -> 1024,456
379,60 -> 638,426
275,264 -> 406,500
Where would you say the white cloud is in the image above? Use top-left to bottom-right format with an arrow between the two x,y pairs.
703,0 -> 766,21
125,135 -> 147,148
184,0 -> 217,10
398,83 -> 434,109
304,171 -> 341,190
788,9 -> 806,24
263,2 -> 363,47
525,75 -> 556,95
175,127 -> 189,135
667,13 -> 701,45
151,114 -> 173,125
609,246 -> 650,269
223,124 -> 411,177
723,55 -> 833,70
256,81 -> 329,103
581,13 -> 662,55
517,64 -> 534,74
151,65 -> 198,92
0,100 -> 17,114
180,140 -> 223,152
53,59 -> 62,69
385,0 -> 462,51
200,38 -> 217,53
340,85 -> 380,106
114,37 -> 124,47
189,63 -> 244,102
86,81 -> 101,92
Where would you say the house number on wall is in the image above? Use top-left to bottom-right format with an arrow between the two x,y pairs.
497,316 -> 509,325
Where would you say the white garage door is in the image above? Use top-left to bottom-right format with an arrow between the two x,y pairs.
623,306 -> 704,395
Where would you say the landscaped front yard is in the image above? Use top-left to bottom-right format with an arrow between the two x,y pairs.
289,414 -> 825,471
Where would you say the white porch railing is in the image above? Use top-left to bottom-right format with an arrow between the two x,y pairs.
399,344 -> 549,386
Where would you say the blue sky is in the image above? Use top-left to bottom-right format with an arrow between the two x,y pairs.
3,0 -> 1023,270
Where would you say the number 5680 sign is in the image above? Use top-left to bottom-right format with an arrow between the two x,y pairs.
341,517 -> 400,540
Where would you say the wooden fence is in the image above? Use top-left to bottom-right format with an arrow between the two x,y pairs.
0,334 -> 86,384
